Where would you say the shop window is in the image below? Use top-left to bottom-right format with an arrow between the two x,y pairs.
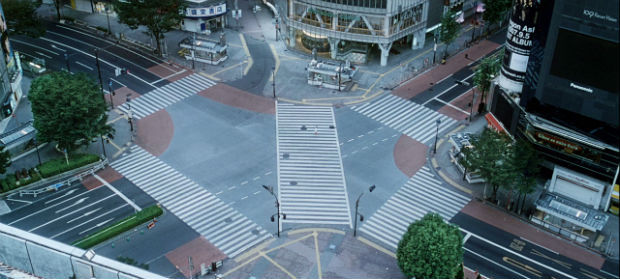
192,9 -> 197,15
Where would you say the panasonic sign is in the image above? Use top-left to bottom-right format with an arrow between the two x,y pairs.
570,82 -> 593,93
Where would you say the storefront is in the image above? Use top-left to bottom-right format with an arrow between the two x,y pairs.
181,0 -> 227,34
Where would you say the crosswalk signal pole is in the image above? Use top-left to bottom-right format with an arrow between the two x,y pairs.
353,185 -> 376,237
433,119 -> 441,154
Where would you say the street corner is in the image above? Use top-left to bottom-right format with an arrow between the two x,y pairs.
198,83 -> 275,114
463,40 -> 503,62
166,236 -> 226,278
394,135 -> 428,177
81,167 -> 124,190
146,61 -> 188,81
110,86 -> 140,108
437,88 -> 481,121
135,110 -> 174,157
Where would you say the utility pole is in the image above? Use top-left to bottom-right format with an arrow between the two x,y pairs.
272,66 -> 276,98
353,185 -> 376,237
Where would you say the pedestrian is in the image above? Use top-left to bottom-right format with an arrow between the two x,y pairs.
314,125 -> 318,135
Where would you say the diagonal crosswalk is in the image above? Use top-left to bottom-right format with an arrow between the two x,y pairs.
350,94 -> 457,144
276,102 -> 352,226
118,74 -> 216,119
111,145 -> 270,258
359,166 -> 470,250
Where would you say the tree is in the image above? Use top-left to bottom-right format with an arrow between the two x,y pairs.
0,145 -> 11,174
28,72 -> 114,154
397,213 -> 463,279
439,10 -> 461,58
482,0 -> 512,30
460,128 -> 516,201
472,49 -> 502,112
511,139 -> 540,214
1,0 -> 45,37
113,0 -> 187,56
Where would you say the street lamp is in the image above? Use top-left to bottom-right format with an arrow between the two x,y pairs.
108,79 -> 115,108
262,184 -> 286,237
353,184 -> 376,237
338,61 -> 342,92
94,48 -> 106,105
433,35 -> 437,65
33,137 -> 42,166
272,66 -> 276,99
64,53 -> 71,72
469,89 -> 477,123
126,95 -> 134,133
433,119 -> 441,154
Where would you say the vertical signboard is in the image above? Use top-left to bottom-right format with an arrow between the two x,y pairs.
498,0 -> 540,93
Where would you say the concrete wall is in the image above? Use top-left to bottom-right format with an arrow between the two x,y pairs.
0,223 -> 167,279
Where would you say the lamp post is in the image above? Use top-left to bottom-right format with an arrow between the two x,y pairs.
272,66 -> 276,99
126,95 -> 134,133
469,89 -> 476,123
433,35 -> 437,64
353,185 -> 376,237
338,61 -> 342,92
262,185 -> 285,237
108,79 -> 114,108
33,137 -> 42,166
94,48 -> 106,105
64,54 -> 71,72
433,119 -> 441,154
105,4 -> 112,35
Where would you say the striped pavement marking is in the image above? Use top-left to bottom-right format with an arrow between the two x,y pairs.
111,145 -> 270,258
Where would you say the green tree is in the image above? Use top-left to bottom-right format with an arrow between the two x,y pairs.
439,10 -> 461,58
0,145 -> 11,174
482,0 -> 512,30
397,213 -> 463,279
28,72 -> 114,155
472,49 -> 502,112
1,0 -> 45,37
511,139 -> 540,214
460,128 -> 516,201
113,0 -> 187,56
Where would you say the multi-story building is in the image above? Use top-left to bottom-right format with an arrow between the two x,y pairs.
489,0 -> 619,243
181,0 -> 228,34
275,0 -> 429,66
0,3 -> 24,132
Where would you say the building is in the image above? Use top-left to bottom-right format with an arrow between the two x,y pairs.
0,2 -> 24,132
489,0 -> 619,243
275,0 -> 430,66
181,0 -> 228,34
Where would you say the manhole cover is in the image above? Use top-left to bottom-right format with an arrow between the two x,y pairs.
224,217 -> 233,223
290,181 -> 297,186
251,229 -> 260,235
329,125 -> 335,129
329,244 -> 336,250
282,153 -> 290,159
301,125 -> 307,131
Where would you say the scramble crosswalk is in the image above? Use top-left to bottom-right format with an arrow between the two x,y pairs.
118,74 -> 216,119
350,94 -> 457,144
359,166 -> 470,250
111,145 -> 270,258
276,102 -> 352,227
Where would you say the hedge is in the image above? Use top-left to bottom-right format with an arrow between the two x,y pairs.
38,153 -> 100,178
72,205 -> 163,249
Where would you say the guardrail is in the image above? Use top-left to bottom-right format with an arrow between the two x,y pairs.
0,158 -> 109,198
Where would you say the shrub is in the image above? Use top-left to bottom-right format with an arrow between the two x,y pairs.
0,180 -> 9,193
72,205 -> 163,249
38,154 -> 100,178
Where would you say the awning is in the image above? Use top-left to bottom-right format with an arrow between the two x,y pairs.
484,112 -> 507,134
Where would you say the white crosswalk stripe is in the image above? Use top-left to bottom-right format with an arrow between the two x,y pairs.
111,145 -> 270,258
359,166 -> 470,250
276,102 -> 352,227
350,94 -> 457,144
118,74 -> 216,119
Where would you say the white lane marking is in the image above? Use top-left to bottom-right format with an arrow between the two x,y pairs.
357,135 -> 364,138
75,61 -> 93,71
347,139 -> 354,142
361,146 -> 368,150
372,142 -> 378,146
461,228 -> 577,279
29,195 -> 116,232
367,131 -> 374,134
519,236 -> 558,255
600,269 -> 620,279
94,174 -> 141,211
436,73 -> 454,84
252,176 -> 261,181
381,138 -> 388,142
241,196 -> 248,200
391,134 -> 398,138
240,181 -> 249,185
55,197 -> 88,213
422,83 -> 458,106
67,208 -> 101,223
9,188 -> 99,225
228,186 -> 237,190
464,247 -> 528,278
45,189 -> 77,204
6,198 -> 32,204
110,78 -> 128,88
50,44 -> 67,52
215,191 -> 223,195
78,218 -> 114,235
128,72 -> 157,88
253,191 -> 261,195
264,171 -> 273,176
51,205 -> 127,239
10,39 -> 60,55
463,232 -> 472,243
53,25 -> 177,72
150,69 -> 188,85
433,97 -> 470,115
35,51 -> 53,59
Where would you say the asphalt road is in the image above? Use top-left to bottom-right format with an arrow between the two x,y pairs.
453,212 -> 616,279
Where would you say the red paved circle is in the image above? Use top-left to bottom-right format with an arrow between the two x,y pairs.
135,110 -> 174,157
199,83 -> 275,114
393,135 -> 428,177
82,167 -> 123,190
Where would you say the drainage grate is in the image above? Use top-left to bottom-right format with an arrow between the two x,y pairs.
290,181 -> 297,186
282,153 -> 290,159
224,217 -> 233,224
301,125 -> 307,131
